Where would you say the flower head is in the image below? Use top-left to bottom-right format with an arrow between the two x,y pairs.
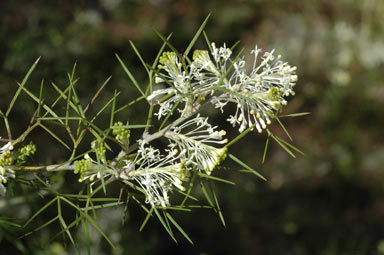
149,43 -> 297,127
165,115 -> 228,174
209,44 -> 298,132
119,141 -> 188,207
148,52 -> 191,119
0,140 -> 15,186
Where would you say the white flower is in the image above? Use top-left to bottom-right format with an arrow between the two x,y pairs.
0,139 -> 15,192
149,48 -> 231,119
165,115 -> 228,174
76,154 -> 114,183
191,43 -> 239,94
212,45 -> 298,132
148,52 -> 192,119
0,141 -> 13,154
0,166 -> 15,184
119,140 -> 187,208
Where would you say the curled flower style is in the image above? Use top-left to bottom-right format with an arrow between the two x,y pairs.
119,141 -> 188,207
165,115 -> 228,175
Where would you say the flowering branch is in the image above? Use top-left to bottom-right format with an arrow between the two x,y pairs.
0,18 -> 301,245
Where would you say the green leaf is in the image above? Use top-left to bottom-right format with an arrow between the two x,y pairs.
24,196 -> 58,227
57,197 -> 79,254
130,194 -> 151,214
90,91 -> 121,123
152,28 -> 182,60
78,197 -> 120,202
143,103 -> 154,136
165,212 -> 194,244
262,134 -> 270,164
50,215 -> 82,247
268,132 -> 296,158
210,183 -> 226,228
230,40 -> 241,51
279,112 -> 310,118
269,131 -> 304,156
0,219 -> 21,228
129,40 -> 150,75
225,123 -> 255,148
148,33 -> 172,95
16,81 -> 64,125
199,180 -> 214,208
38,123 -> 71,151
110,90 -> 118,128
39,117 -> 83,121
139,207 -> 154,232
21,216 -> 59,238
80,201 -> 125,211
60,196 -> 116,249
115,95 -> 146,114
203,31 -> 212,52
175,188 -> 199,203
161,206 -> 191,212
49,81 -> 80,116
37,79 -> 44,118
115,53 -> 145,97
6,57 -> 40,117
197,172 -> 235,185
228,153 -> 267,181
111,124 -> 151,129
68,77 -> 86,119
275,116 -> 293,141
184,13 -> 211,57
181,172 -> 198,206
153,208 -> 177,243
82,216 -> 91,255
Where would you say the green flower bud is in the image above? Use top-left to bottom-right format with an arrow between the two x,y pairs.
112,121 -> 130,143
0,151 -> 14,166
74,157 -> 91,181
16,142 -> 36,162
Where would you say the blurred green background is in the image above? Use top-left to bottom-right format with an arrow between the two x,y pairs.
1,0 -> 384,254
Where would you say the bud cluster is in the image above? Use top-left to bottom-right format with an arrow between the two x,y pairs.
112,121 -> 131,143
1,141 -> 36,185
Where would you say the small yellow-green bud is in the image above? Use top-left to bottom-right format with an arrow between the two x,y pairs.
0,151 -> 13,166
113,121 -> 131,142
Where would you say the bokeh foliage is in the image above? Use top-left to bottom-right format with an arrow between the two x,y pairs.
1,0 -> 384,254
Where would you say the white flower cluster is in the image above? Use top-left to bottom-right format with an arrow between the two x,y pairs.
122,42 -> 297,208
150,43 -> 298,133
0,140 -> 14,195
165,115 -> 227,175
148,51 -> 213,119
216,44 -> 297,133
120,141 -> 188,207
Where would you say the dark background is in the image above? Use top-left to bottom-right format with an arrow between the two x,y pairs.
1,0 -> 384,254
